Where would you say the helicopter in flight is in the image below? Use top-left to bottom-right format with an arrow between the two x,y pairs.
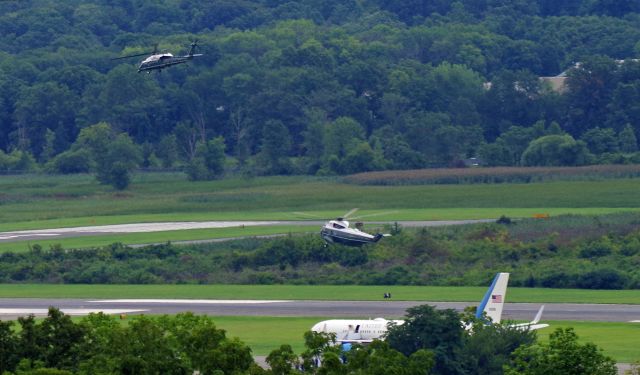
317,208 -> 391,247
112,41 -> 203,73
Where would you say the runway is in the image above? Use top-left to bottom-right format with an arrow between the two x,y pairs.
0,220 -> 493,243
1,298 -> 639,322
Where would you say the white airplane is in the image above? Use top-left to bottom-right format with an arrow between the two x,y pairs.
311,273 -> 548,344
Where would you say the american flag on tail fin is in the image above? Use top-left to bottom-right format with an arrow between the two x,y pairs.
491,294 -> 502,303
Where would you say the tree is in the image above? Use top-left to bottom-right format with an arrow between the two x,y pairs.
619,124 -> 638,153
97,65 -> 168,144
505,328 -> 616,375
46,149 -> 92,174
266,344 -> 300,374
201,137 -> 226,178
345,340 -> 435,375
497,125 -> 546,165
341,142 -> 380,174
0,150 -> 37,172
72,123 -> 141,189
299,331 -> 341,373
386,305 -> 465,375
109,162 -> 131,190
565,56 -> 618,136
323,117 -> 365,160
0,320 -> 18,373
459,323 -> 536,375
521,134 -> 592,166
258,120 -> 292,175
580,127 -> 618,154
186,137 -> 226,181
156,135 -> 179,168
13,82 -> 78,158
37,308 -> 86,371
97,134 -> 141,188
78,312 -> 258,374
372,128 -> 424,170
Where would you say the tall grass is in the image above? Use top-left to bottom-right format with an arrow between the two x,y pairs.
344,165 -> 640,185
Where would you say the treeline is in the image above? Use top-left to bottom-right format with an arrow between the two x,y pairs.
0,310 -> 262,375
0,306 -> 618,375
2,1 -> 640,183
3,213 -> 640,289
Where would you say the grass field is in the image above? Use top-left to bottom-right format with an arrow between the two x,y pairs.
210,316 -> 640,362
0,225 -> 316,253
2,173 -> 640,231
536,321 -> 640,364
1,284 -> 640,304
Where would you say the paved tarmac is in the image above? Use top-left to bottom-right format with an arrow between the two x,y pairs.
0,220 -> 493,243
1,298 -> 639,322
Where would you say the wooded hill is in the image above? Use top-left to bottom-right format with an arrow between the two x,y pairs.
2,0 -> 640,180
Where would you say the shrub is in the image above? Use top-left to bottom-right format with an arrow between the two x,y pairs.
578,240 -> 613,258
46,149 -> 92,174
577,269 -> 627,289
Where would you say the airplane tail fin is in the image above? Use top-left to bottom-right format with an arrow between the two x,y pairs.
373,233 -> 384,242
531,305 -> 544,325
475,272 -> 509,324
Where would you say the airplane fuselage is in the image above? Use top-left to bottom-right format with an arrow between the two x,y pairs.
310,273 -> 547,345
311,318 -> 404,343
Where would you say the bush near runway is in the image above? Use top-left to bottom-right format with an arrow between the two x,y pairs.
1,213 -> 640,289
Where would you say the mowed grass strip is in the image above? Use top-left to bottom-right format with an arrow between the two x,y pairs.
2,173 -> 640,228
211,316 -> 320,355
212,316 -> 640,362
536,321 -> 640,363
2,284 -> 640,304
0,225 -> 316,253
3,207 -> 640,232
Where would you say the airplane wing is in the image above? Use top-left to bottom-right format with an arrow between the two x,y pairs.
334,338 -> 374,345
509,322 -> 550,331
508,306 -> 549,331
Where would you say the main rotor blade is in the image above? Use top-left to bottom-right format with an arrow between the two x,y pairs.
111,51 -> 152,60
290,211 -> 323,219
343,208 -> 359,219
350,211 -> 399,220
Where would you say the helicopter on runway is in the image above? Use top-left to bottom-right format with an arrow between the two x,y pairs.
317,208 -> 391,246
112,41 -> 203,73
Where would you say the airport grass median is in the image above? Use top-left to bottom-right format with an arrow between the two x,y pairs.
211,316 -> 640,362
0,225 -> 315,253
2,284 -> 640,305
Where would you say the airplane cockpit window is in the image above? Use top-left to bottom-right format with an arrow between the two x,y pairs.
333,223 -> 345,229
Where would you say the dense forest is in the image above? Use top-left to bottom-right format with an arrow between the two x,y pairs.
2,0 -> 640,182
4,214 -> 640,289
